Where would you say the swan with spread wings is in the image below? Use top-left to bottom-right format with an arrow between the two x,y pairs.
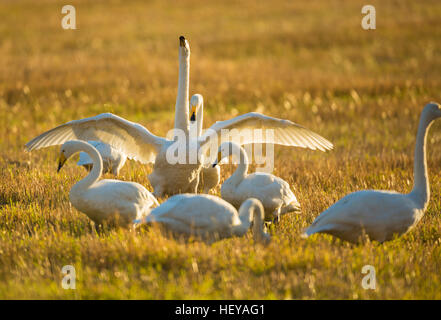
26,109 -> 333,196
25,37 -> 333,197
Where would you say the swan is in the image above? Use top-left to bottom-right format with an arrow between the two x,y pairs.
77,140 -> 127,175
173,36 -> 191,136
134,194 -> 270,244
75,36 -> 191,177
302,102 -> 441,243
25,37 -> 333,197
190,94 -> 221,193
213,141 -> 301,221
57,140 -> 159,227
26,110 -> 333,197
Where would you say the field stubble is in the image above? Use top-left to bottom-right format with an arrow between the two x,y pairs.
0,0 -> 440,299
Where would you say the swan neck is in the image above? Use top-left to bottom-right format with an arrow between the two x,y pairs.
228,144 -> 248,185
235,203 -> 252,235
410,111 -> 433,208
75,142 -> 102,189
197,101 -> 203,137
251,205 -> 266,243
235,201 -> 266,242
174,50 -> 190,136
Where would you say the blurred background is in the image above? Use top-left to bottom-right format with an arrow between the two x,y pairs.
1,0 -> 440,148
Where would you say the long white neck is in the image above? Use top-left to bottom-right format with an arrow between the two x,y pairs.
232,202 -> 252,236
233,200 -> 268,243
174,49 -> 190,136
196,101 -> 203,137
74,142 -> 103,190
251,203 -> 267,243
410,110 -> 434,209
225,143 -> 248,186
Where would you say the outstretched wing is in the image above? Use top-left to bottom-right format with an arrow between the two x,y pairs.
198,112 -> 333,151
25,113 -> 168,163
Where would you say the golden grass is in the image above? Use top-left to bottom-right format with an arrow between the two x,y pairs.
0,0 -> 441,299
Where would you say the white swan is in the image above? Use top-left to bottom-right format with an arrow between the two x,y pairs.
303,102 -> 441,243
190,94 -> 221,193
213,141 -> 301,221
75,36 -> 191,177
25,36 -> 333,197
77,141 -> 127,175
135,194 -> 270,244
57,140 -> 159,227
26,111 -> 332,197
173,36 -> 191,136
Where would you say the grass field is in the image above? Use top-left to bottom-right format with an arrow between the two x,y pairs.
0,0 -> 441,299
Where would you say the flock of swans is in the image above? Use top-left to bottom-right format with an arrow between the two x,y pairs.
24,36 -> 441,244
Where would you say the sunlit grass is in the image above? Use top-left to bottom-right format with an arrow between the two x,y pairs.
0,0 -> 440,299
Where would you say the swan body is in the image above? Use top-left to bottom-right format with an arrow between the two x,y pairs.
147,140 -> 202,195
25,37 -> 333,197
303,102 -> 441,243
199,165 -> 221,194
214,142 -> 300,221
77,140 -> 127,175
135,194 -> 270,244
58,140 -> 159,227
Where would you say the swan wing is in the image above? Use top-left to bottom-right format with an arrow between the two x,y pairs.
77,141 -> 112,166
25,113 -> 168,163
199,112 -> 333,151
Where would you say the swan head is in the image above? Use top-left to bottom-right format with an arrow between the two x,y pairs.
212,142 -> 241,167
179,35 -> 190,58
57,140 -> 82,172
424,102 -> 441,119
189,94 -> 203,123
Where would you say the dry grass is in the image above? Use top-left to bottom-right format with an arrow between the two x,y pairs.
0,0 -> 441,299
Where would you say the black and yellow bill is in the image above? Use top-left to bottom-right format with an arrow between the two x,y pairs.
212,151 -> 223,168
57,153 -> 67,172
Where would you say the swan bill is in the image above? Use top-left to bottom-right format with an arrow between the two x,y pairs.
179,36 -> 186,47
190,106 -> 196,122
212,151 -> 223,167
57,153 -> 67,172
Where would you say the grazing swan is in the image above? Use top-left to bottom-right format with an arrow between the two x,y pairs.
25,36 -> 333,197
135,194 -> 270,244
213,142 -> 301,221
57,140 -> 159,227
77,141 -> 127,175
190,94 -> 221,193
303,102 -> 441,243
